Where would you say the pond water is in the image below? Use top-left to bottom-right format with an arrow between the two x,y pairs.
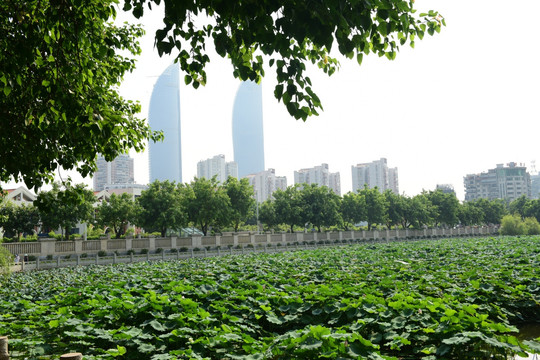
513,323 -> 540,360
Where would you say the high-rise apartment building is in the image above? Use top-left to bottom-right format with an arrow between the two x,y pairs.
93,154 -> 134,191
148,63 -> 182,183
245,169 -> 288,203
232,81 -> 265,178
197,154 -> 238,183
351,158 -> 399,194
464,163 -> 531,202
294,163 -> 341,195
531,172 -> 540,199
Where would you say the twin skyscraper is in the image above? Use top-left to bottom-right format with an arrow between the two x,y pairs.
148,63 -> 265,183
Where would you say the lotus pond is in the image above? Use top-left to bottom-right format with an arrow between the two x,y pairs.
1,236 -> 539,359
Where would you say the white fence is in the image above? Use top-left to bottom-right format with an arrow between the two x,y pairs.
2,226 -> 499,260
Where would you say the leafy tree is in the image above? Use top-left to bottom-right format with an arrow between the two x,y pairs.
0,203 -> 40,240
0,1 -> 162,189
35,182 -> 95,240
123,0 -> 443,121
96,193 -> 139,238
273,185 -> 304,233
524,199 -> 540,223
383,190 -> 406,229
224,177 -> 255,232
403,194 -> 434,229
424,189 -> 460,227
340,192 -> 365,230
301,184 -> 341,232
509,195 -> 530,219
358,185 -> 387,230
259,200 -> 278,232
136,180 -> 187,237
458,201 -> 484,226
472,198 -> 506,225
184,177 -> 230,236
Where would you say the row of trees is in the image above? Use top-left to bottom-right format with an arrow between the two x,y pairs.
3,179 -> 540,240
0,178 -> 255,240
258,185 -> 510,232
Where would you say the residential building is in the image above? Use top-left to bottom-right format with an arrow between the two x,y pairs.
148,63 -> 182,183
531,172 -> 540,199
351,158 -> 399,193
294,163 -> 341,195
2,186 -> 36,206
104,184 -> 148,200
93,154 -> 134,191
197,155 -> 238,183
232,81 -> 265,178
436,184 -> 456,196
245,169 -> 288,202
464,163 -> 531,202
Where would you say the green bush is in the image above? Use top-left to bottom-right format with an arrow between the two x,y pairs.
126,249 -> 136,255
46,254 -> 53,260
140,249 -> 149,255
524,217 -> 540,235
97,250 -> 107,257
155,248 -> 163,254
499,214 -> 527,235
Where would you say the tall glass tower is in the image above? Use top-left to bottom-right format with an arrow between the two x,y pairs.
148,63 -> 182,183
232,81 -> 265,178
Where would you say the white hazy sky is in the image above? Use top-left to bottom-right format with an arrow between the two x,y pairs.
4,0 -> 540,201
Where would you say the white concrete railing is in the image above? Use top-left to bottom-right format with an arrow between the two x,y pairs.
2,226 -> 499,258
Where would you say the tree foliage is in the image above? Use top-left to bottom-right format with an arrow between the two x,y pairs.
0,202 -> 40,240
0,245 -> 12,284
224,177 -> 255,233
301,184 -> 341,232
184,177 -> 231,236
273,185 -> 304,233
341,192 -> 366,230
136,180 -> 187,237
123,0 -> 444,120
0,0 -> 162,189
34,182 -> 95,240
96,193 -> 138,238
358,185 -> 387,230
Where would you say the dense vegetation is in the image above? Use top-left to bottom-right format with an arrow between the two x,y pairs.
4,180 -> 540,241
1,236 -> 539,359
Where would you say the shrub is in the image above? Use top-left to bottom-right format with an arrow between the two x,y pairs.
524,217 -> 540,235
140,249 -> 149,255
81,253 -> 88,258
169,248 -> 178,253
155,248 -> 163,254
126,249 -> 136,255
46,254 -> 53,260
28,255 -> 37,261
97,250 -> 107,257
179,247 -> 188,253
500,214 -> 527,235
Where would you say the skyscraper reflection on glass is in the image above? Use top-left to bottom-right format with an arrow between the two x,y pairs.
148,63 -> 182,183
232,81 -> 265,178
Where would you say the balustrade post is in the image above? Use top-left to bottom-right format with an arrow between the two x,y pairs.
0,336 -> 9,360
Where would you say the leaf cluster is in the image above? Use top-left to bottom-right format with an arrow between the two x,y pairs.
123,0 -> 444,120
